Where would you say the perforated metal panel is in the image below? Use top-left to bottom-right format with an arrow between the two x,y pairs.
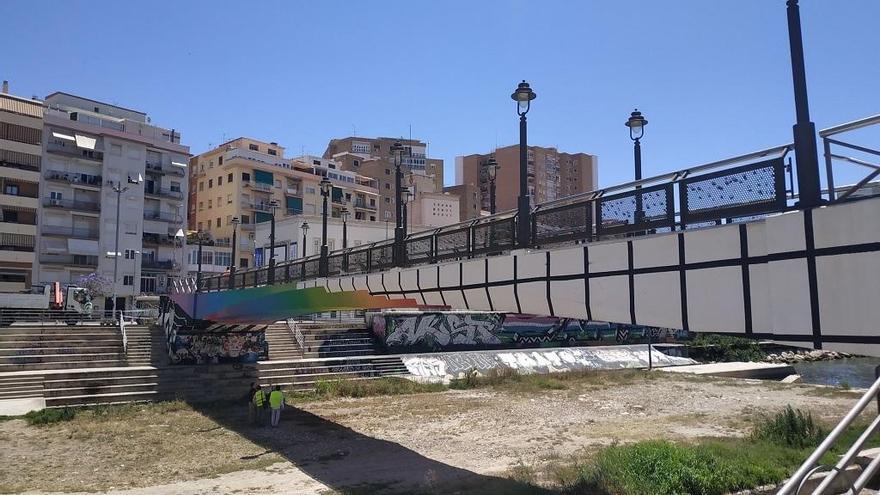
347,249 -> 369,274
369,243 -> 395,270
680,158 -> 786,224
533,202 -> 593,245
303,259 -> 320,279
597,183 -> 675,236
434,227 -> 470,261
327,254 -> 343,276
406,235 -> 433,264
472,217 -> 515,255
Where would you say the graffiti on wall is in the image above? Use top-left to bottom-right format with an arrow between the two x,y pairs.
159,296 -> 268,364
375,312 -> 691,352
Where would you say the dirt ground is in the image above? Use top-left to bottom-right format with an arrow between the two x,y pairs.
0,371 -> 861,495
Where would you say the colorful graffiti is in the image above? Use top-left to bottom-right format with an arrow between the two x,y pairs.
159,296 -> 268,364
171,285 -> 417,324
374,312 -> 691,352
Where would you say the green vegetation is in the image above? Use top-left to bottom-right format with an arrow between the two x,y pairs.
751,405 -> 826,448
23,407 -> 76,425
287,377 -> 447,402
690,334 -> 766,362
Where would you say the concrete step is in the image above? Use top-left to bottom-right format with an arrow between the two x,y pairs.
0,352 -> 126,364
0,346 -> 122,356
46,390 -> 159,407
44,382 -> 157,398
43,374 -> 158,389
0,359 -> 130,372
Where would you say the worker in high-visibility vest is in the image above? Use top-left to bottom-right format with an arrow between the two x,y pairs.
252,385 -> 268,425
269,385 -> 284,427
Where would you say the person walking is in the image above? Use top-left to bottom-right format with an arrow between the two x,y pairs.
246,382 -> 258,424
252,384 -> 267,426
269,385 -> 284,427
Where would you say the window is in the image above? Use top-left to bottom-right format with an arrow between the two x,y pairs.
268,149 -> 277,156
249,144 -> 259,151
170,181 -> 181,192
214,251 -> 231,267
4,184 -> 19,196
218,155 -> 223,165
239,258 -> 248,269
110,143 -> 122,156
353,160 -> 360,167
217,196 -> 222,206
217,176 -> 222,186
123,275 -> 134,286
385,183 -> 390,190
242,172 -> 250,181
199,182 -> 204,192
197,222 -> 203,230
369,198 -> 376,206
216,218 -> 221,228
199,201 -> 204,211
305,186 -> 316,195
384,169 -> 390,175
384,197 -> 391,204
228,173 -> 233,183
227,194 -> 232,204
241,215 -> 250,224
208,179 -> 213,188
124,249 -> 136,259
2,210 -> 18,223
207,199 -> 212,209
369,215 -> 375,222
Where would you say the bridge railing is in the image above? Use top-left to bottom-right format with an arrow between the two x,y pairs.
820,113 -> 880,202
194,119 -> 878,293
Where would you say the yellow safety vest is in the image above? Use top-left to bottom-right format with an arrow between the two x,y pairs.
253,390 -> 266,407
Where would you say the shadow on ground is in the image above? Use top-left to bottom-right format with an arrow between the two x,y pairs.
193,401 -> 551,495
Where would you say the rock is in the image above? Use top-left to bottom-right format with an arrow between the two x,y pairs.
781,374 -> 802,384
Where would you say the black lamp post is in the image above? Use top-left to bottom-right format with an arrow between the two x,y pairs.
391,141 -> 405,265
625,109 -> 648,227
267,200 -> 279,285
319,177 -> 331,276
402,186 -> 413,236
511,80 -> 536,248
786,0 -> 821,207
230,217 -> 240,289
485,156 -> 499,214
340,207 -> 349,272
301,221 -> 309,258
195,230 -> 205,291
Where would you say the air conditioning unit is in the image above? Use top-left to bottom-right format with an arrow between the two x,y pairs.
50,199 -> 62,206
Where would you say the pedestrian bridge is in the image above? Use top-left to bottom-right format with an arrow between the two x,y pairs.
177,116 -> 880,357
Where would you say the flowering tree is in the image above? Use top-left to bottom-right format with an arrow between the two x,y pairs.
76,273 -> 112,299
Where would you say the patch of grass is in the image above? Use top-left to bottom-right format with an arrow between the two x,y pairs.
23,407 -> 76,425
449,366 -> 570,393
690,333 -> 766,362
751,406 -> 826,448
507,460 -> 539,485
289,377 -> 447,402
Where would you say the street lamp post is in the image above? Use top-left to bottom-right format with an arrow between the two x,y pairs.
267,200 -> 279,284
301,221 -> 309,258
319,177 -> 331,276
109,176 -> 140,322
625,109 -> 648,228
194,230 -> 207,319
391,141 -> 405,265
230,217 -> 240,289
402,186 -> 413,237
786,0 -> 821,207
340,207 -> 350,272
485,157 -> 499,214
511,81 -> 536,248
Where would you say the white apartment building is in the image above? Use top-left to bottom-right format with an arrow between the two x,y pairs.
35,93 -> 189,312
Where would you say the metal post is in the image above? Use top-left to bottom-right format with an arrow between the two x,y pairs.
647,327 -> 653,371
517,114 -> 531,248
230,224 -> 237,289
194,234 -> 203,320
320,193 -> 329,276
394,151 -> 405,265
302,231 -> 307,257
111,186 -> 122,322
268,208 -> 276,284
786,0 -> 821,207
342,215 -> 348,272
490,177 -> 497,215
823,138 -> 835,201
634,138 -> 643,226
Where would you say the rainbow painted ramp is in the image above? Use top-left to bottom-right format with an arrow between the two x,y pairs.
171,285 -> 417,324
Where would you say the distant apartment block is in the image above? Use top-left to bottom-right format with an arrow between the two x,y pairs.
0,85 -> 42,292
189,138 -> 381,269
323,136 -> 444,224
455,145 -> 598,218
36,92 -> 190,310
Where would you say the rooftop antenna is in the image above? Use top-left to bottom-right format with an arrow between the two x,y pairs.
352,124 -> 356,137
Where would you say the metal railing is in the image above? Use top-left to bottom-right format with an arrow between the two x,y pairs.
45,170 -> 103,187
42,225 -> 99,239
144,187 -> 184,200
777,373 -> 880,494
39,254 -> 99,267
42,197 -> 101,212
143,211 -> 182,223
141,259 -> 176,270
119,312 -> 128,354
820,114 -> 880,202
192,117 -> 879,293
286,318 -> 305,354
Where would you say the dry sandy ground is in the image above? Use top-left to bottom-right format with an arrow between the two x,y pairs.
0,372 -> 861,495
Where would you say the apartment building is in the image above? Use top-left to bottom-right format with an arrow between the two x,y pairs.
323,136 -> 444,223
0,85 -> 42,292
188,138 -> 381,269
455,145 -> 598,218
36,92 -> 189,310
443,183 -> 482,223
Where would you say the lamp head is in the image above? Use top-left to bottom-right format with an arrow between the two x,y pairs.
511,80 -> 536,116
485,157 -> 499,181
625,109 -> 648,141
319,177 -> 332,195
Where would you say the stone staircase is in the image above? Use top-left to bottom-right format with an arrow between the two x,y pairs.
264,323 -> 303,360
0,325 -> 129,372
257,355 -> 410,391
294,321 -> 379,359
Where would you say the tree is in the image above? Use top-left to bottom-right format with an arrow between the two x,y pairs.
76,273 -> 112,299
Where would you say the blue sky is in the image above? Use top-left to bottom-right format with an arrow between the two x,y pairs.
2,0 -> 877,188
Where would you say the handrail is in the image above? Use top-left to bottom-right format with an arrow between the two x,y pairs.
819,114 -> 880,138
286,318 -> 305,354
777,373 -> 880,494
119,312 -> 128,354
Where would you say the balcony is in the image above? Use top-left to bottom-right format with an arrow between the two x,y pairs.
45,170 -> 103,188
143,211 -> 182,223
144,186 -> 184,200
241,200 -> 274,213
240,223 -> 255,231
40,254 -> 99,267
244,180 -> 273,192
354,199 -> 378,211
142,233 -> 179,246
141,258 -> 176,270
285,208 -> 303,216
145,161 -> 186,177
46,140 -> 103,162
42,225 -> 99,240
42,197 -> 101,213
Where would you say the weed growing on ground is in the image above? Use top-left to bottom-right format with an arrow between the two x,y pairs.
23,407 -> 76,425
288,377 -> 446,402
751,405 -> 826,448
690,333 -> 766,362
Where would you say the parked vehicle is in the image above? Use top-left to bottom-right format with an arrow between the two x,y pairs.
0,282 -> 93,326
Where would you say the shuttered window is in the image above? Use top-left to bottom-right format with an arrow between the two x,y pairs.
0,122 -> 41,145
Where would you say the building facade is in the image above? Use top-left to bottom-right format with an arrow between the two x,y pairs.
188,138 -> 381,269
323,136 -> 444,224
0,86 -> 42,292
35,92 -> 189,310
455,145 -> 598,218
443,183 -> 482,223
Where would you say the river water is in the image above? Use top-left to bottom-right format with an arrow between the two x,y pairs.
793,357 -> 880,388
